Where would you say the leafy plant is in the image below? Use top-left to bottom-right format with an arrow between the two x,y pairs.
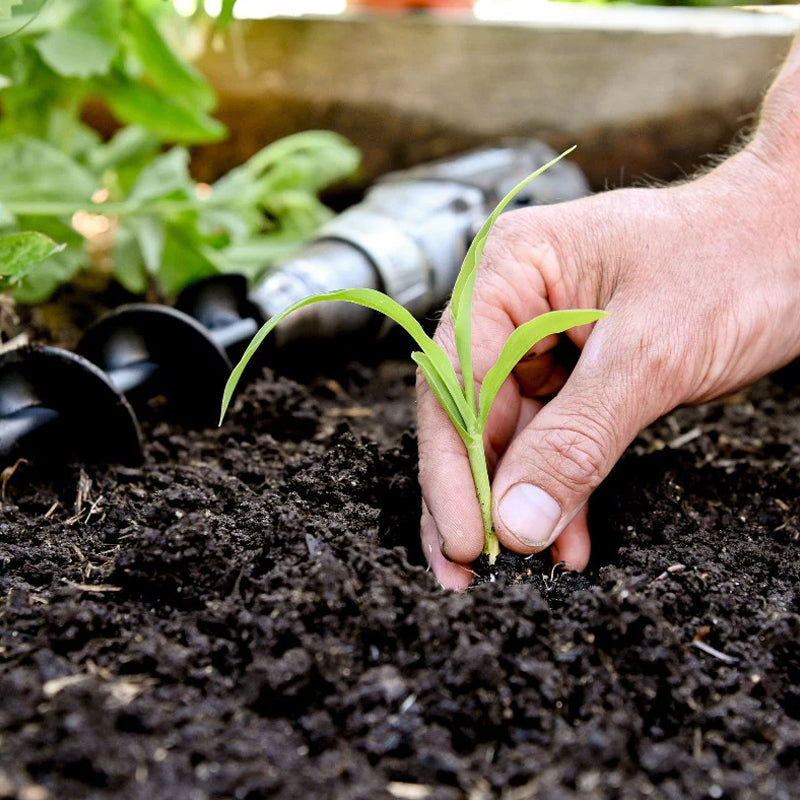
219,149 -> 607,563
0,0 -> 360,302
0,0 -> 224,144
0,130 -> 360,301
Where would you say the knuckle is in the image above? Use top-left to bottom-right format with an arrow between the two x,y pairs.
479,211 -> 537,279
536,417 -> 612,493
626,317 -> 694,409
633,331 -> 677,393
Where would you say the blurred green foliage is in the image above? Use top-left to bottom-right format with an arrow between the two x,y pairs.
0,0 -> 360,302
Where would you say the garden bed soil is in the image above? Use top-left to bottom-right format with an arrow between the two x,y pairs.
2,299 -> 800,800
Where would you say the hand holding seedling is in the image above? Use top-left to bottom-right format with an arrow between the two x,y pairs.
221,150 -> 604,563
420,33 -> 800,590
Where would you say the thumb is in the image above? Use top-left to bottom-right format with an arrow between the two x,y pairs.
490,321 -> 668,555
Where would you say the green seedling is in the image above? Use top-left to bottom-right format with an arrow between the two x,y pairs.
220,149 -> 606,563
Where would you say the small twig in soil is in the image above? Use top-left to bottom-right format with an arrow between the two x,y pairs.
326,407 -> 373,418
230,564 -> 248,599
61,580 -> 122,594
0,458 -> 28,502
399,693 -> 417,713
668,427 -> 702,448
42,674 -> 93,698
654,563 -> 686,581
67,542 -> 89,580
691,639 -> 738,664
0,332 -> 29,354
73,469 -> 92,514
387,782 -> 432,800
83,495 -> 105,524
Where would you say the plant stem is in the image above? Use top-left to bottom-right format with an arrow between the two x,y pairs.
466,432 -> 500,564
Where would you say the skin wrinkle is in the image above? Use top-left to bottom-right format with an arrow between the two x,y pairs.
535,426 -> 608,496
500,388 -> 623,499
483,214 -> 565,314
476,248 -> 545,333
623,316 -> 687,411
539,198 -> 622,310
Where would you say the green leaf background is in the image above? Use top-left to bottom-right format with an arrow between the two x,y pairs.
0,1 -> 361,302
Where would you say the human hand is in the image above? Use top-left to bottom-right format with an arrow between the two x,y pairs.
418,144 -> 800,590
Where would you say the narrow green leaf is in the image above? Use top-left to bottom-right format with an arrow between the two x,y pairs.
220,288 -> 469,425
486,147 -> 576,238
411,351 -> 468,436
450,146 -> 576,325
450,146 -> 577,415
477,308 -> 607,429
453,258 -> 477,412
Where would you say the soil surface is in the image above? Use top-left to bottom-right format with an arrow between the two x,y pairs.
3,299 -> 800,800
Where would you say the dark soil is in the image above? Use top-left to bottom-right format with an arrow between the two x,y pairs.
3,304 -> 800,800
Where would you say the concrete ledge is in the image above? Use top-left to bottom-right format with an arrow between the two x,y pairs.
194,6 -> 798,189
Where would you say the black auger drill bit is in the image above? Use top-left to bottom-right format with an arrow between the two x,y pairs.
0,345 -> 143,466
76,282 -> 260,424
0,276 -> 262,468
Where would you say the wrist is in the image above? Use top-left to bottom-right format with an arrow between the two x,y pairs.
747,35 -> 800,170
684,141 -> 800,387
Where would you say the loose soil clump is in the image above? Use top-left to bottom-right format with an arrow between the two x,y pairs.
2,314 -> 800,799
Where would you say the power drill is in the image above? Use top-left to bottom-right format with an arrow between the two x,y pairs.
0,140 -> 589,465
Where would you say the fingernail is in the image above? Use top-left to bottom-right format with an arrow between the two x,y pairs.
498,484 -> 562,548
